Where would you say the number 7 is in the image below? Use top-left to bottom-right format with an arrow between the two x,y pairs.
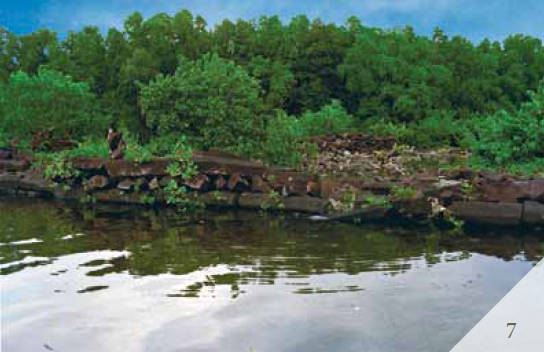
506,323 -> 516,338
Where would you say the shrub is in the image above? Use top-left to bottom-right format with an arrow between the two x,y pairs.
466,82 -> 544,167
298,100 -> 354,136
139,53 -> 265,151
0,68 -> 109,141
66,138 -> 109,158
260,111 -> 304,167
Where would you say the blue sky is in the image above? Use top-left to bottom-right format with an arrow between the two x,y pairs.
1,0 -> 542,43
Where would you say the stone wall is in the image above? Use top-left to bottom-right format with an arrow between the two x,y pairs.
1,148 -> 543,227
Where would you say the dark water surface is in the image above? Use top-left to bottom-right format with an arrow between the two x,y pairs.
1,198 -> 542,352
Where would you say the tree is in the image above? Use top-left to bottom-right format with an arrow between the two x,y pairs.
0,68 -> 108,140
139,53 -> 264,150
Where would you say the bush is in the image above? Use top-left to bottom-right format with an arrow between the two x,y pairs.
260,111 -> 305,167
0,68 -> 109,141
467,82 -> 544,166
361,111 -> 466,149
139,53 -> 265,151
298,100 -> 354,136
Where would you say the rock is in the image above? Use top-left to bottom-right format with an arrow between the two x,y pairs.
283,196 -> 329,213
238,193 -> 328,213
72,157 -> 105,171
192,151 -> 267,175
197,191 -> 239,207
84,175 -> 109,191
306,180 -> 321,197
0,171 -> 54,196
149,177 -> 160,191
393,196 -> 432,218
0,148 -> 12,159
93,189 -> 144,204
480,179 -> 525,203
251,175 -> 271,193
227,173 -> 249,192
159,176 -> 173,187
526,179 -> 544,201
449,201 -> 522,225
522,201 -> 544,225
117,179 -> 134,191
184,174 -> 210,191
479,179 -> 544,203
265,171 -> 317,196
214,175 -> 227,190
0,159 -> 30,172
105,159 -> 171,178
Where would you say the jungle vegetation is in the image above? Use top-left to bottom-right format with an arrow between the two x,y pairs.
1,10 -> 544,172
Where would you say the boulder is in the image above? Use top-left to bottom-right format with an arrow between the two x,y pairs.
522,201 -> 544,225
184,174 -> 210,191
84,175 -> 109,191
214,175 -> 227,190
0,159 -> 30,172
105,159 -> 171,178
449,201 -> 522,225
72,157 -> 105,171
265,171 -> 317,196
238,193 -> 328,213
251,175 -> 271,193
149,177 -> 160,191
117,179 -> 134,191
159,176 -> 173,187
227,173 -> 249,192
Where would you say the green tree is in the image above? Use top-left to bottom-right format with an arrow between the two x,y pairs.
0,68 -> 109,140
139,53 -> 264,151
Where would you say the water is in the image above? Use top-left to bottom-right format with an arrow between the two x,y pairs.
1,198 -> 542,352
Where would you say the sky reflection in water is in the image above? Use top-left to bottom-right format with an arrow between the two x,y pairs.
1,198 -> 542,352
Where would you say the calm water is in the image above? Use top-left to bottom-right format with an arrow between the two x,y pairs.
1,198 -> 542,352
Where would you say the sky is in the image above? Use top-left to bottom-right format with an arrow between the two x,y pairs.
0,0 -> 543,43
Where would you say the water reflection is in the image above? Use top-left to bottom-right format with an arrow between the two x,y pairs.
1,197 -> 543,352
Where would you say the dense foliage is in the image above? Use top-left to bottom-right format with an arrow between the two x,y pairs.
140,54 -> 264,152
1,10 -> 544,172
0,68 -> 108,141
467,83 -> 544,167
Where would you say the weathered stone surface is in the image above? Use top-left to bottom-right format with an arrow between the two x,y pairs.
227,173 -> 249,192
449,201 -> 522,225
192,151 -> 266,175
328,206 -> 389,222
72,157 -> 105,171
238,193 -> 327,213
184,174 -> 210,191
0,159 -> 30,172
394,197 -> 432,217
105,159 -> 170,178
522,201 -> 544,225
265,171 -> 317,196
93,189 -> 144,204
479,179 -> 544,203
159,176 -> 172,187
117,179 -> 134,191
197,191 -> 239,207
251,175 -> 271,193
149,177 -> 160,191
0,148 -> 12,159
0,171 -> 54,195
84,175 -> 109,191
282,196 -> 329,213
319,176 -> 392,199
214,175 -> 227,190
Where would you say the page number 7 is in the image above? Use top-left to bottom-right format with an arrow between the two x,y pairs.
506,323 -> 516,338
